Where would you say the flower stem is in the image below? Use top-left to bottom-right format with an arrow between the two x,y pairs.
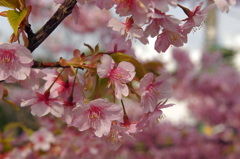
121,100 -> 130,126
45,68 -> 65,94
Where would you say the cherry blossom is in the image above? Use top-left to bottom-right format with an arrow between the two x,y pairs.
42,68 -> 84,101
106,36 -> 135,57
145,10 -> 181,37
71,98 -> 123,137
29,128 -> 55,151
139,72 -> 172,113
150,0 -> 178,13
108,17 -> 148,44
95,0 -> 115,10
63,5 -> 110,33
213,0 -> 236,12
179,2 -> 216,32
62,100 -> 76,124
20,69 -> 46,91
155,28 -> 188,53
0,43 -> 33,81
20,91 -> 64,117
104,125 -> 135,150
137,100 -> 174,129
97,55 -> 136,99
54,0 -> 64,3
114,0 -> 150,26
0,0 -> 238,156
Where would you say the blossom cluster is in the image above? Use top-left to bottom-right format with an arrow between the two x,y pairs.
2,48 -> 240,158
49,0 -> 236,53
0,0 -> 239,157
0,42 -> 173,150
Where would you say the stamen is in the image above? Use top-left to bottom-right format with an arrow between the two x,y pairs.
0,50 -> 15,63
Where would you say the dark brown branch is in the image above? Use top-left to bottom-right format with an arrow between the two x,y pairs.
27,0 -> 77,52
32,60 -> 83,69
25,23 -> 34,38
32,61 -> 63,68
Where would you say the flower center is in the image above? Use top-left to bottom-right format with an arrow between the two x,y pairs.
89,106 -> 102,120
0,49 -> 15,63
36,92 -> 52,106
110,67 -> 130,83
37,135 -> 45,143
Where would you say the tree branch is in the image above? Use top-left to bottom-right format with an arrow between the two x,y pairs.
32,61 -> 63,68
32,60 -> 84,70
27,0 -> 77,52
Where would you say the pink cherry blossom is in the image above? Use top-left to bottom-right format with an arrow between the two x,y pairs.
180,2 -> 216,32
137,100 -> 174,129
145,10 -> 180,37
20,91 -> 64,117
213,0 -> 236,12
155,28 -> 187,53
71,98 -> 123,137
151,0 -> 178,13
114,0 -> 150,26
139,72 -> 172,113
106,36 -> 135,58
97,55 -> 136,99
63,5 -> 110,33
54,0 -> 64,4
29,128 -> 55,151
104,125 -> 135,150
72,4 -> 80,24
20,69 -> 46,91
95,0 -> 114,10
0,43 -> 33,81
43,68 -> 84,101
62,100 -> 76,125
108,17 -> 148,44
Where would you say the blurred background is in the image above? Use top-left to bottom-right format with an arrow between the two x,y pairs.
1,0 -> 240,158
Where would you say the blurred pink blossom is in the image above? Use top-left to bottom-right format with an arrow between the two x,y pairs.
214,0 -> 236,12
29,128 -> 55,151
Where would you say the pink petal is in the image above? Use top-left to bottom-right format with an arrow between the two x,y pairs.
97,55 -> 114,78
50,102 -> 64,117
94,119 -> 111,137
95,0 -> 114,10
31,102 -> 50,117
108,18 -> 126,35
139,73 -> 154,93
72,5 -> 80,24
20,98 -> 37,107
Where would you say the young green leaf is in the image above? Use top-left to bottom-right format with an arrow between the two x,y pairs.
7,8 -> 27,36
0,0 -> 22,9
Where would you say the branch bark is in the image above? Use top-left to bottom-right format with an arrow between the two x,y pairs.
26,0 -> 77,52
32,60 -> 84,69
